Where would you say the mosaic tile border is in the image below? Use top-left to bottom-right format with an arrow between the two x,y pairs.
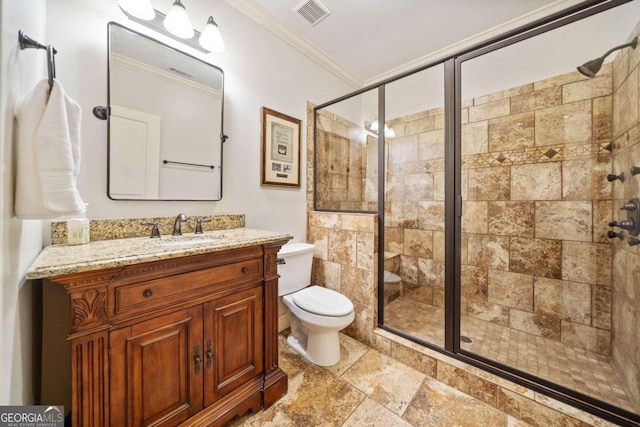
463,142 -> 612,170
386,142 -> 613,175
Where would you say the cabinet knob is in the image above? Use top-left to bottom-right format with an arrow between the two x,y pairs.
143,289 -> 153,298
241,267 -> 249,274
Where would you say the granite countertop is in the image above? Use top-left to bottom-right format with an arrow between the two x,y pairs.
26,228 -> 292,279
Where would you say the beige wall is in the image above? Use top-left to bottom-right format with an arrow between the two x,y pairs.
611,20 -> 640,406
46,0 -> 358,246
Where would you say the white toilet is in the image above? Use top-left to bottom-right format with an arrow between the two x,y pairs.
277,242 -> 355,366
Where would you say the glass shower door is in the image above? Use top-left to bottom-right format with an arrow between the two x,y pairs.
458,0 -> 640,413
382,64 -> 447,347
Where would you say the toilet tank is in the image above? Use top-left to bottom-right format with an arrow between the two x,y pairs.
277,242 -> 315,296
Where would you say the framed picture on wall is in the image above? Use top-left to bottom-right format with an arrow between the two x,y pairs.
261,107 -> 302,187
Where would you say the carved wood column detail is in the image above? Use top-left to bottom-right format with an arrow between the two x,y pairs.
264,250 -> 278,279
70,332 -> 109,427
71,288 -> 108,332
262,242 -> 288,408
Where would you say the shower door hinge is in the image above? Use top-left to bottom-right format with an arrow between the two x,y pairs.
456,195 -> 463,217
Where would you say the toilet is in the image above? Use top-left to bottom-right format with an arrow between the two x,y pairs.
383,270 -> 402,305
277,242 -> 355,366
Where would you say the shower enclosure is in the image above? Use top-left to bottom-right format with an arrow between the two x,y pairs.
313,0 -> 640,425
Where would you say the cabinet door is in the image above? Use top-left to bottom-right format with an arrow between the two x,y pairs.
110,307 -> 203,427
203,286 -> 264,405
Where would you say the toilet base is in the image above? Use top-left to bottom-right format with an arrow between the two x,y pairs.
282,292 -> 355,367
287,330 -> 341,367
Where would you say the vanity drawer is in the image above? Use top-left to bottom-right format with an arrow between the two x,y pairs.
113,258 -> 262,316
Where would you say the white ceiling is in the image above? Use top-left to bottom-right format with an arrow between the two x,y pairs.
247,0 -> 577,83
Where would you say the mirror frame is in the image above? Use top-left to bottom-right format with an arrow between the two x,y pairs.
106,21 -> 225,201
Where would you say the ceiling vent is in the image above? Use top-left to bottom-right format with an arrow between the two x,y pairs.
294,0 -> 332,26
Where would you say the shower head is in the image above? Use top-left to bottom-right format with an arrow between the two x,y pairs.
577,57 -> 605,78
577,36 -> 638,78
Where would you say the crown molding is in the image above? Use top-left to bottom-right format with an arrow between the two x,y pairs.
363,0 -> 585,85
223,0 -> 362,88
225,0 -> 585,89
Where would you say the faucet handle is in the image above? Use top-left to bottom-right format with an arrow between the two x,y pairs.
141,222 -> 160,238
195,218 -> 212,234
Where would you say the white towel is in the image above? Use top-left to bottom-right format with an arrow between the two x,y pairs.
15,79 -> 85,219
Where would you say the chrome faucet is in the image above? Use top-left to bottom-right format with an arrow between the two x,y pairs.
172,213 -> 187,236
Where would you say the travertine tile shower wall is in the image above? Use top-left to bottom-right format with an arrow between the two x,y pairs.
314,109 -> 370,211
385,108 -> 447,308
385,66 -> 615,356
462,67 -> 614,356
611,22 -> 640,405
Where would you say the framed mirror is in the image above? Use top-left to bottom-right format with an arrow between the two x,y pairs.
107,22 -> 224,200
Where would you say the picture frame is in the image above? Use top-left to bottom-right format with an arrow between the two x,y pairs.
261,107 -> 302,187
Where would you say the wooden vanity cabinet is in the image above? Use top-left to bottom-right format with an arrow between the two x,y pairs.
48,242 -> 287,427
109,306 -> 204,427
204,286 -> 263,404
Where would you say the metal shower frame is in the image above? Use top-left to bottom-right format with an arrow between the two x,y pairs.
312,0 -> 638,425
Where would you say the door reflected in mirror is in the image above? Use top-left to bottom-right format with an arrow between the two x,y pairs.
108,22 -> 224,200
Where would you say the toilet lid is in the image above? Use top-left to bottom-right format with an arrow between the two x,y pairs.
292,286 -> 353,317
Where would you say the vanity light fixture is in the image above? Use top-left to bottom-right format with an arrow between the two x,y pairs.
199,17 -> 225,53
117,0 -> 226,54
163,0 -> 194,39
364,116 -> 396,138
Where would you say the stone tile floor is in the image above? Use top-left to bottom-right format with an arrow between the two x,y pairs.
226,333 -> 531,427
384,296 -> 638,413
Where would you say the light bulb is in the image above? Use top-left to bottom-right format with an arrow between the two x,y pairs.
199,16 -> 225,53
370,119 -> 379,133
118,0 -> 155,20
385,125 -> 396,138
163,0 -> 194,39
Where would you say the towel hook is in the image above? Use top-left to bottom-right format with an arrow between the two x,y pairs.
46,45 -> 56,90
18,30 -> 46,50
18,30 -> 57,91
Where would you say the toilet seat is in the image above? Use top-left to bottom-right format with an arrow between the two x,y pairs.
291,285 -> 353,317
